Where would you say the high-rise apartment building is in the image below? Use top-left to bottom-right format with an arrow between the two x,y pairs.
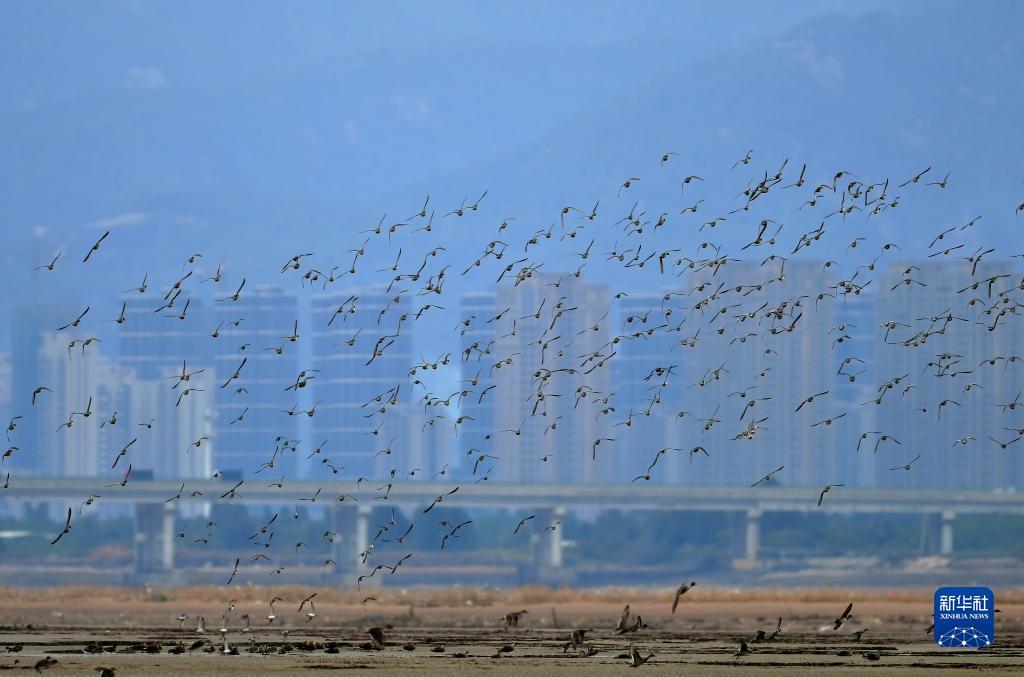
213,286 -> 300,477
873,260 -> 1024,491
311,288 -> 413,480
8,304 -> 75,473
461,274 -> 612,484
680,260 -> 844,488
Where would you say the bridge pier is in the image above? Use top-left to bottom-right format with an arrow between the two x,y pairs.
940,510 -> 955,556
920,511 -> 956,556
746,508 -> 761,562
524,506 -> 572,585
329,503 -> 371,583
534,506 -> 565,568
734,508 -> 762,570
133,502 -> 175,574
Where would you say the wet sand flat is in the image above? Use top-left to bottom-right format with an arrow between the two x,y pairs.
2,587 -> 1021,674
2,626 -> 1023,675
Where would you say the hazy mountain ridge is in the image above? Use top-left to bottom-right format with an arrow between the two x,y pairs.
1,0 -> 1021,348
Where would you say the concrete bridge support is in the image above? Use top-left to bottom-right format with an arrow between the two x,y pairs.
734,508 -> 762,570
134,502 -> 175,573
329,503 -> 371,582
524,506 -> 571,584
746,508 -> 761,562
533,506 -> 566,568
921,511 -> 956,556
940,510 -> 955,556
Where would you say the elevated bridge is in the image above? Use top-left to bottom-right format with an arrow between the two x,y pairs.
3,477 -> 1020,582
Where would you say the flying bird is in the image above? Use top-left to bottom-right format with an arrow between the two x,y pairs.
750,466 -> 784,487
513,515 -> 536,535
424,486 -> 459,513
50,508 -> 72,545
890,454 -> 922,471
833,602 -> 854,630
82,230 -> 110,262
671,581 -> 696,613
818,483 -> 845,507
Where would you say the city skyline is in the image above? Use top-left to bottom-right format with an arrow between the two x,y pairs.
2,3 -> 1023,671
5,258 -> 1022,493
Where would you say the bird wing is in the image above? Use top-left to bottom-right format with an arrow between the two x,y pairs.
50,509 -> 72,544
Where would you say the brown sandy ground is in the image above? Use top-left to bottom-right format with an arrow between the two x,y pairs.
1,587 -> 1021,675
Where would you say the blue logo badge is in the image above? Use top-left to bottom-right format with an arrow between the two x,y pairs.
934,587 -> 994,648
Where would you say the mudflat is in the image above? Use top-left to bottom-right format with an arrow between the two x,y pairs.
1,586 -> 1021,675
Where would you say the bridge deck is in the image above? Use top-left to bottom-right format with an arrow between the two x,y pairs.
3,478 -> 1022,514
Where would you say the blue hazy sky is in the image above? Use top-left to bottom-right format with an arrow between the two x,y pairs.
0,0 -> 1021,353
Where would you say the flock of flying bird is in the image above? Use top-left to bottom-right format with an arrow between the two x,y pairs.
4,147 -> 1024,666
